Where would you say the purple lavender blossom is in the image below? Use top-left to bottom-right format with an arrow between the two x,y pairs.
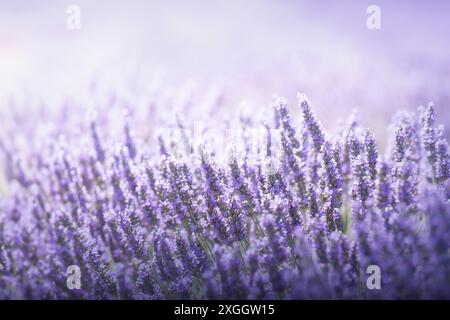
351,155 -> 372,221
435,138 -> 450,183
420,103 -> 438,179
298,94 -> 325,153
363,129 -> 378,183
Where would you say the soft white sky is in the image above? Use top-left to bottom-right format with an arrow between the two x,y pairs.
0,0 -> 449,135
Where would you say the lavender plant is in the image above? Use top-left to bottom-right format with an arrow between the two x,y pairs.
0,94 -> 449,300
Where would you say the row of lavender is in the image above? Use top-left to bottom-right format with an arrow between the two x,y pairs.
0,94 -> 449,299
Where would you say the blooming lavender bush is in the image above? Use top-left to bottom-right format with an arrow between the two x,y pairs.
0,94 -> 449,300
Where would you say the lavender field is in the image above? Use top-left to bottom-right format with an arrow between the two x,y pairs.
0,1 -> 449,300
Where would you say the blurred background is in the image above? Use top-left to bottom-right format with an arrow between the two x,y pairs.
0,0 -> 449,141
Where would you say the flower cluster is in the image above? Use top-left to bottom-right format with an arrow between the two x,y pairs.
0,95 -> 449,300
